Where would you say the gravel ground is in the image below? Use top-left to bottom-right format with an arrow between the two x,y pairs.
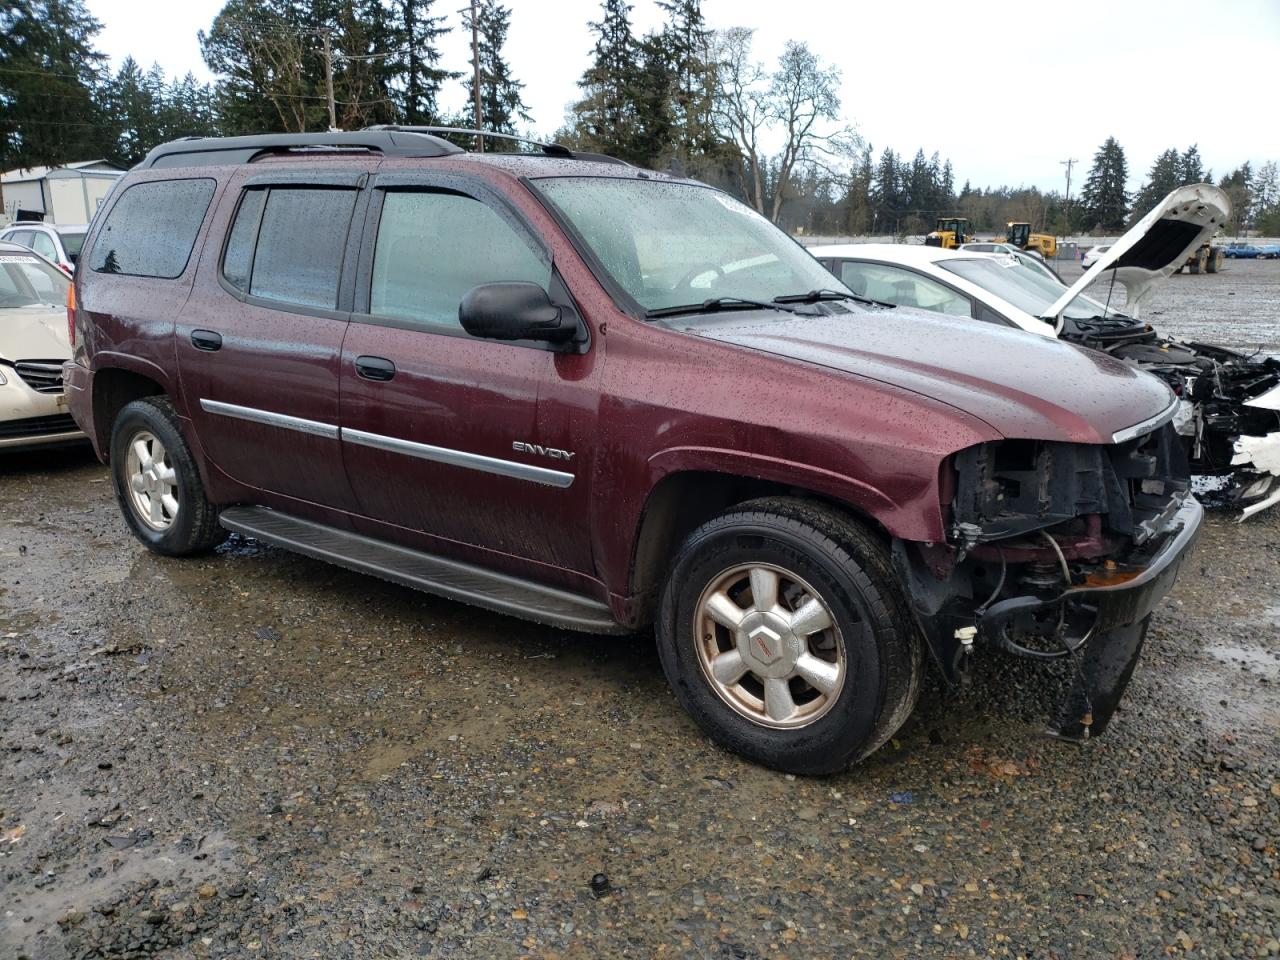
1056,256 -> 1280,353
2,266 -> 1279,959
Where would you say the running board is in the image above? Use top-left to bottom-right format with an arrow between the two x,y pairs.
219,506 -> 625,634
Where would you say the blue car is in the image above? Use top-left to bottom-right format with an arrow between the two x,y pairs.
1225,243 -> 1263,258
1256,243 -> 1280,259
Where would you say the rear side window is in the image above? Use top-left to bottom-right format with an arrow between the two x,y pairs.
90,178 -> 215,278
58,231 -> 86,262
368,190 -> 549,329
29,232 -> 57,261
222,187 -> 356,310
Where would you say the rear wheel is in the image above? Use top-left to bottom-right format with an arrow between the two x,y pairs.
656,498 -> 921,775
110,397 -> 226,556
1208,249 -> 1224,273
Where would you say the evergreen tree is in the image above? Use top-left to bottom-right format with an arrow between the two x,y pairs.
871,147 -> 900,232
841,142 -> 873,235
655,0 -> 715,162
163,73 -> 221,141
461,0 -> 528,136
905,148 -> 932,225
0,0 -> 108,170
1130,147 -> 1181,220
104,58 -> 165,166
1080,136 -> 1129,231
328,0 -> 401,129
1178,144 -> 1204,184
1219,162 -> 1253,234
390,0 -> 452,124
570,0 -> 642,162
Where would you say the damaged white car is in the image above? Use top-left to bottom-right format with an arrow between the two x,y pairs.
812,184 -> 1280,519
0,241 -> 85,451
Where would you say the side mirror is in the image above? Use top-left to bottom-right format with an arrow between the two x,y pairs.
459,282 -> 578,344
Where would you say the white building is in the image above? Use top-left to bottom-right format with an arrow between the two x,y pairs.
0,160 -> 125,225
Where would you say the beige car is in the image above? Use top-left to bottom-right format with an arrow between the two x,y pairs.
0,240 -> 85,449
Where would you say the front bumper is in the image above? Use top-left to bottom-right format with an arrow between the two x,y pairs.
978,496 -> 1203,640
1,367 -> 87,452
979,497 -> 1203,739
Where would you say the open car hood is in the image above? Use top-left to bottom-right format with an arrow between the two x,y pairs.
1047,183 -> 1231,322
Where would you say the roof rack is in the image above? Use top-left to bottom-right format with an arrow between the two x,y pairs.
362,125 -> 630,167
137,130 -> 463,169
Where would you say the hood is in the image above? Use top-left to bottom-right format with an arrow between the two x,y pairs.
1049,183 -> 1230,321
0,305 -> 72,363
673,306 -> 1175,446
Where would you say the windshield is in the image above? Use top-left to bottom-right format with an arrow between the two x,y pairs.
532,177 -> 847,313
940,256 -> 1124,322
58,231 -> 86,262
0,252 -> 70,308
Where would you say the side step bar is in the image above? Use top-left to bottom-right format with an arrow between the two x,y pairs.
219,506 -> 626,634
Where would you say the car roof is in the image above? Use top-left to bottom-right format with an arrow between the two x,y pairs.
810,243 -> 988,265
1,222 -> 85,232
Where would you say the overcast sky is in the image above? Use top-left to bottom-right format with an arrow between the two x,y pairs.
84,0 -> 1280,192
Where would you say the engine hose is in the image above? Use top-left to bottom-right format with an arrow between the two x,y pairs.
991,533 -> 1084,660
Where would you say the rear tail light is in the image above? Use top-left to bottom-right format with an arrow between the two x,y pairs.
66,282 -> 76,347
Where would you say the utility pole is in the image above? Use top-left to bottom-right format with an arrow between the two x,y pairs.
321,29 -> 336,131
1060,157 -> 1077,240
468,0 -> 483,152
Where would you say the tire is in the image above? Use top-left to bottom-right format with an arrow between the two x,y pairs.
110,396 -> 227,556
1208,250 -> 1223,273
656,497 -> 921,775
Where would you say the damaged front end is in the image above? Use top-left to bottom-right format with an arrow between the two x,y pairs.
1059,325 -> 1280,519
894,420 -> 1202,740
1177,343 -> 1280,519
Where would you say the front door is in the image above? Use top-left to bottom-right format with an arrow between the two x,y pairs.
177,173 -> 365,511
339,176 -> 597,580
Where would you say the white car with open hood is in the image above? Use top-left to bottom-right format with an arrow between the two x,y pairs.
0,241 -> 85,450
810,184 -> 1280,519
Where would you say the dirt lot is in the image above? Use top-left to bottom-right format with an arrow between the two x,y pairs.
1057,256 -> 1280,353
2,264 -> 1279,960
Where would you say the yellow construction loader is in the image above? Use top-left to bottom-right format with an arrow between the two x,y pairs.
1005,222 -> 1057,259
924,217 -> 970,249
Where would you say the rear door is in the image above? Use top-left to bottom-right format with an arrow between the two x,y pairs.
177,169 -> 366,511
339,172 -> 596,578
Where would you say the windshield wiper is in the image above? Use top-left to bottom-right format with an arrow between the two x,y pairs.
773,288 -> 896,308
644,296 -> 813,319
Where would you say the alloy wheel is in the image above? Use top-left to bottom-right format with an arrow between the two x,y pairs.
125,430 -> 179,531
693,563 -> 847,729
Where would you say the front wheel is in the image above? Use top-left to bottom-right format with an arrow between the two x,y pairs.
110,397 -> 227,556
656,498 -> 921,775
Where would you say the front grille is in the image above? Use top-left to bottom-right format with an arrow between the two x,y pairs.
0,413 -> 78,439
14,360 -> 64,394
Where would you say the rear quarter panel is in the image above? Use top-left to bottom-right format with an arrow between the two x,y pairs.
77,170 -> 230,417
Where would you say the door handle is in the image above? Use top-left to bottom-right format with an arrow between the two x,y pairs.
355,355 -> 395,381
191,329 -> 222,352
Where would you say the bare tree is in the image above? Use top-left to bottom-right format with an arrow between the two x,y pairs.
766,41 -> 847,223
710,30 -> 856,223
709,27 -> 770,214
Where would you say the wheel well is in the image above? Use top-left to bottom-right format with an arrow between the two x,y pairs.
627,471 -> 888,625
92,369 -> 165,460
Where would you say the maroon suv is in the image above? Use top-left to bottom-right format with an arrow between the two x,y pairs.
65,129 -> 1201,774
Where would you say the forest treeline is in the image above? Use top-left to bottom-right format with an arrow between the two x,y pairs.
3,0 -> 1277,235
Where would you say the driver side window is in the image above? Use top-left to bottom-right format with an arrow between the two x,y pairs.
837,261 -> 972,317
368,190 -> 550,331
